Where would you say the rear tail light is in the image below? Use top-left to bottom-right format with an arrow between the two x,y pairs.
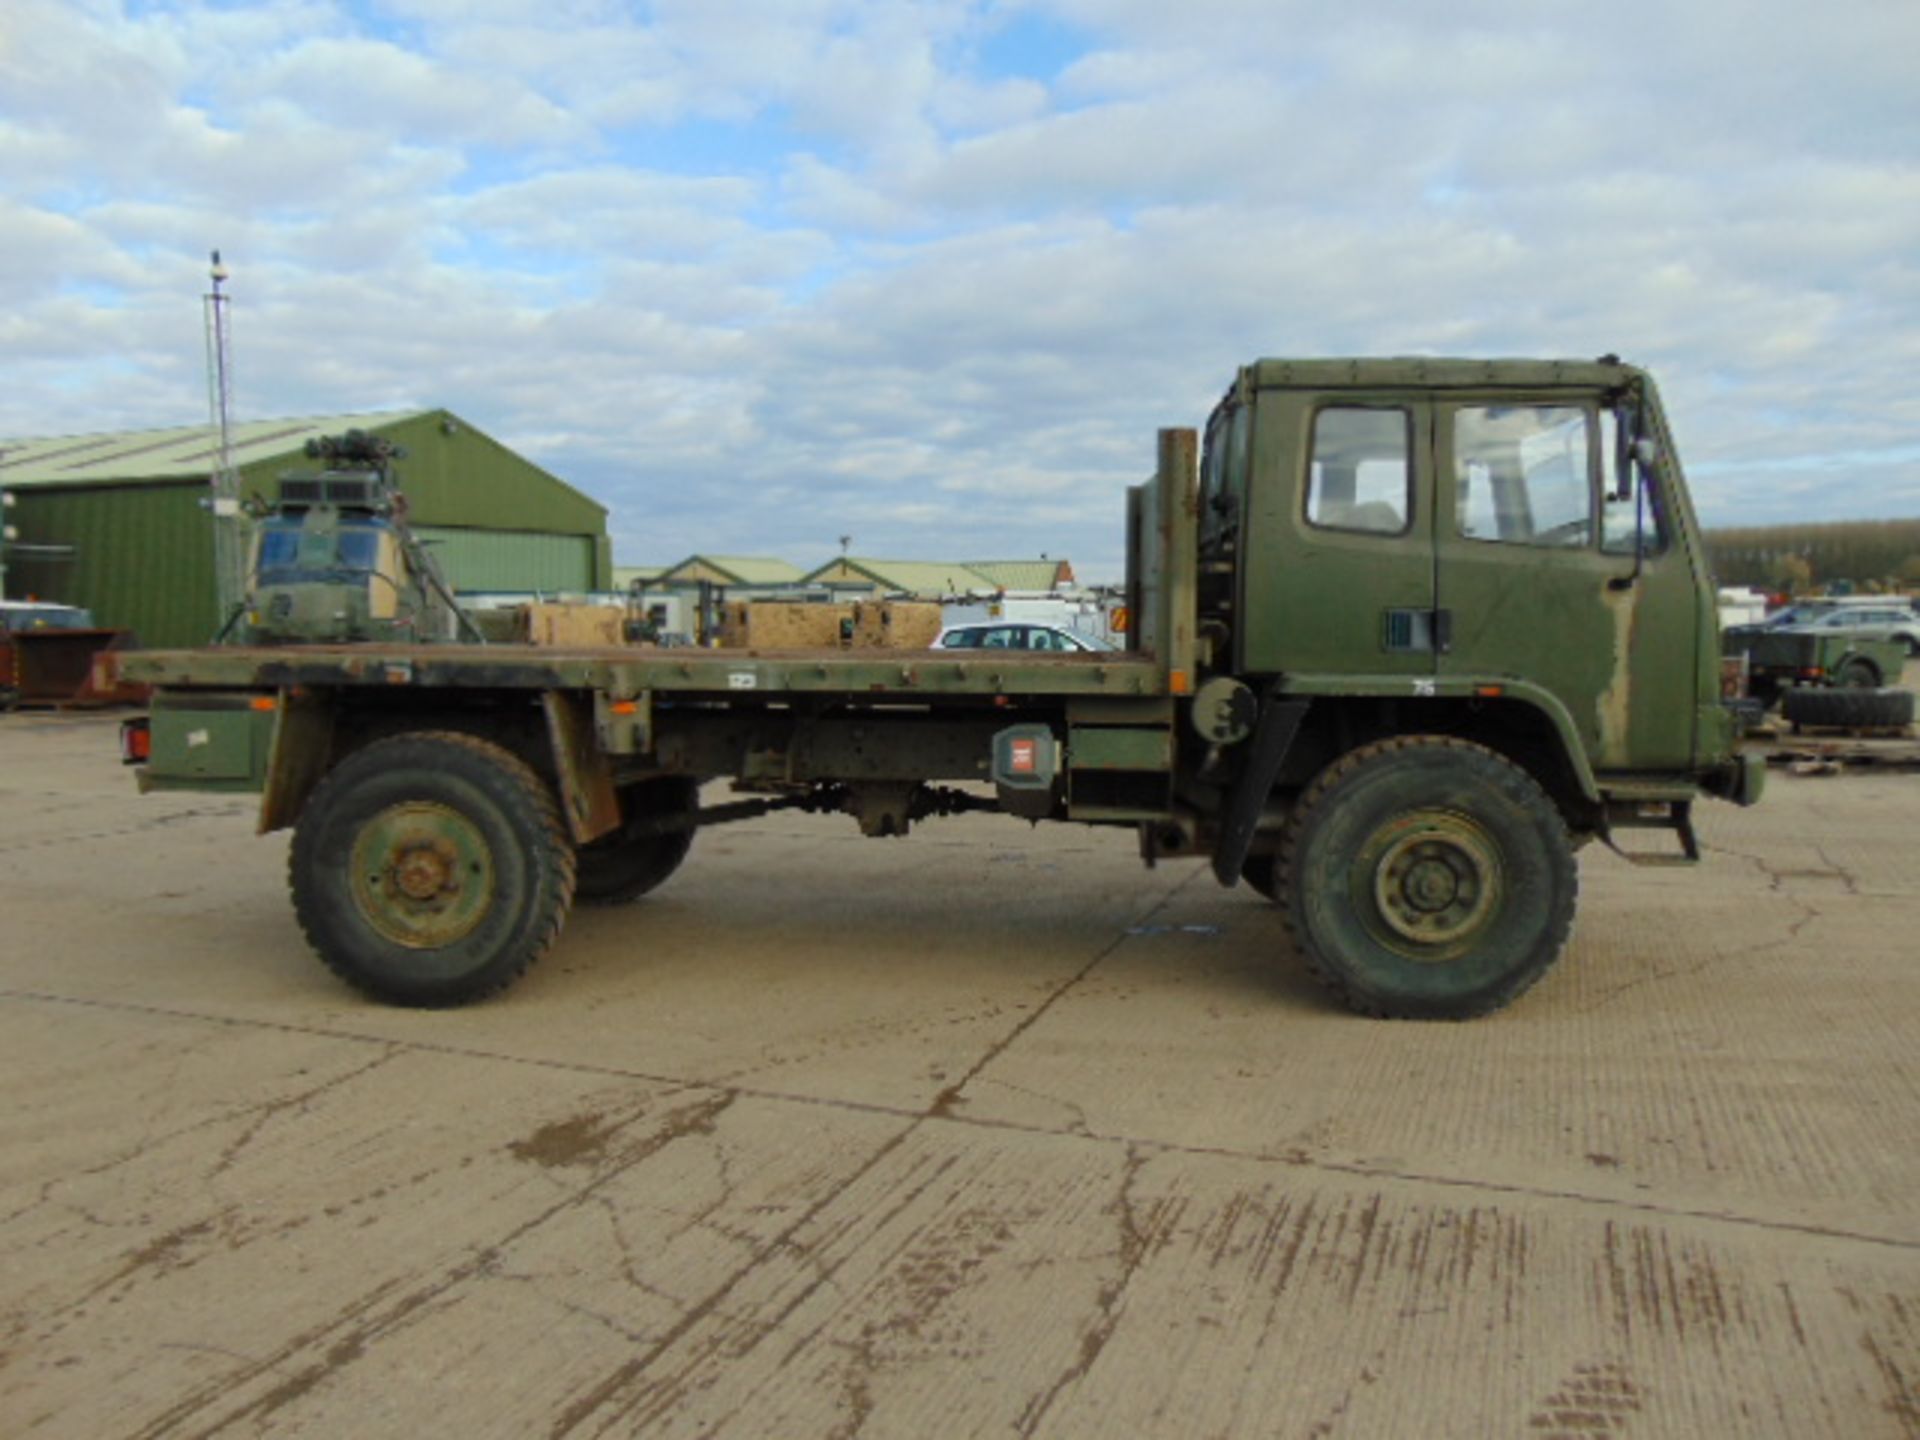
120,717 -> 151,764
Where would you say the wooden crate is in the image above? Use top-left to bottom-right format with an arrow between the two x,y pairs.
850,600 -> 944,649
717,602 -> 853,649
523,603 -> 626,647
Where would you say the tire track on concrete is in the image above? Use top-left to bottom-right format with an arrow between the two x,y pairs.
543,859 -> 1203,1437
3,948 -> 1916,1256
121,1089 -> 732,1439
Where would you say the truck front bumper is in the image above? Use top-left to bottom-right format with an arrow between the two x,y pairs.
1701,750 -> 1767,807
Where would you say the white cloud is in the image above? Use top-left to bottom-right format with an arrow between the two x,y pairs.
2,0 -> 1917,576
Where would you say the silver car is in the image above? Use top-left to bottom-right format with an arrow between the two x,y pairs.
933,622 -> 1116,653
1791,603 -> 1920,657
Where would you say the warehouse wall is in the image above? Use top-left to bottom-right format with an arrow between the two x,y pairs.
9,483 -> 217,647
414,527 -> 599,592
365,412 -> 607,543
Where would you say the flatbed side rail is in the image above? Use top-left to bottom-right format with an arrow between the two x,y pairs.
116,644 -> 1171,701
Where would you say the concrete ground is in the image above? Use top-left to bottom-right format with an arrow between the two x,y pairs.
1,711 -> 1915,1439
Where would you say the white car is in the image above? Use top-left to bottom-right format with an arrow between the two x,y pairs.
933,622 -> 1115,653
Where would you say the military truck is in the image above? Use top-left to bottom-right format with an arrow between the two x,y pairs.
115,357 -> 1762,1020
1734,625 -> 1905,702
231,430 -> 478,646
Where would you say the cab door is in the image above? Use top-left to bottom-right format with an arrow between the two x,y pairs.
1241,390 -> 1438,678
1432,396 -> 1695,770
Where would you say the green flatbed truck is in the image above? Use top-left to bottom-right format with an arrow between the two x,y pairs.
115,357 -> 1763,1019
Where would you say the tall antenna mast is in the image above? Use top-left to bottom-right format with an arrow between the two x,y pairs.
203,250 -> 247,627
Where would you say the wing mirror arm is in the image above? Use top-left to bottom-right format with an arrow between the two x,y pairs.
1607,435 -> 1657,593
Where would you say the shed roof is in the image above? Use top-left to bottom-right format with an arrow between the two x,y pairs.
0,411 -> 426,487
660,555 -> 808,585
964,559 -> 1074,591
802,557 -> 997,595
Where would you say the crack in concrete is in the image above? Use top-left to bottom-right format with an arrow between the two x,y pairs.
546,869 -> 1206,1438
210,1048 -> 402,1179
1577,840 -> 1853,1013
0,805 -> 254,857
116,1090 -> 738,1439
1012,1145 -> 1166,1438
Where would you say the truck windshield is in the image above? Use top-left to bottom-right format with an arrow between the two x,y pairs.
256,522 -> 383,581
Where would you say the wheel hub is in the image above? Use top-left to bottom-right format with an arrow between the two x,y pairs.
351,801 -> 495,949
1366,813 -> 1503,953
393,844 -> 457,900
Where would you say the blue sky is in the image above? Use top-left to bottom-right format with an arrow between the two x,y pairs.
3,0 -> 1918,578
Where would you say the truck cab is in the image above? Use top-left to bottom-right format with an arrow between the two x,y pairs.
1186,358 -> 1749,827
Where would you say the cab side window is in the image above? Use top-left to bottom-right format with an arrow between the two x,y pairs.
1454,405 -> 1592,547
1307,407 -> 1411,534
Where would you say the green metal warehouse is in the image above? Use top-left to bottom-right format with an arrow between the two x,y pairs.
0,409 -> 610,647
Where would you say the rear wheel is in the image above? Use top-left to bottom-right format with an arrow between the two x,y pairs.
1834,658 -> 1880,688
1280,736 -> 1577,1020
575,776 -> 699,905
290,731 -> 575,1007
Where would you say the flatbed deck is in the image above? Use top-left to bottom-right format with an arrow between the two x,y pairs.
115,643 -> 1172,701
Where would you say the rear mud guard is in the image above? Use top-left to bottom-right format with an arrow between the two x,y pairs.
1211,695 -> 1310,887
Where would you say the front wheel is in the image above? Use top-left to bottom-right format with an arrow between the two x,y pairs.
1279,736 -> 1577,1020
290,731 -> 576,1007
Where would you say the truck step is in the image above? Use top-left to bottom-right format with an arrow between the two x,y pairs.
1602,799 -> 1700,867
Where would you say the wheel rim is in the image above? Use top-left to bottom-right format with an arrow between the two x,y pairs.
1355,809 -> 1503,957
350,801 -> 495,948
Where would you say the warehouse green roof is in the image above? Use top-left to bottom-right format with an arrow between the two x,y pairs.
0,409 -> 606,522
0,411 -> 426,486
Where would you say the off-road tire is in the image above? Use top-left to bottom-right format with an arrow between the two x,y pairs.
1834,658 -> 1880,689
290,731 -> 575,1007
575,776 -> 699,905
1279,736 -> 1577,1020
1781,686 -> 1915,731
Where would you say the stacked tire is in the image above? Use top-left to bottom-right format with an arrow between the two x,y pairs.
1780,686 -> 1916,731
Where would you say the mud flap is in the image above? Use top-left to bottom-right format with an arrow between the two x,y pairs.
1210,696 -> 1309,887
542,690 -> 622,845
